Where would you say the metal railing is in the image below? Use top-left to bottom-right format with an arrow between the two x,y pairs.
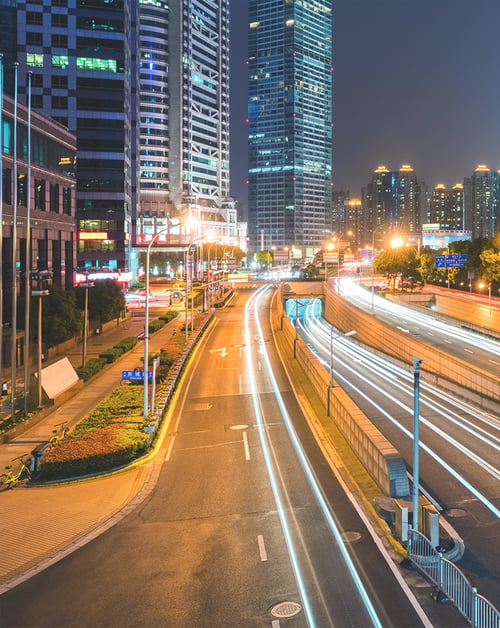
408,529 -> 500,628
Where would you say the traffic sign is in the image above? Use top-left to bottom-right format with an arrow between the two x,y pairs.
122,370 -> 153,381
434,254 -> 468,268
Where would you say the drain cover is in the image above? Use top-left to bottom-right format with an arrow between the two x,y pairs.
270,601 -> 302,619
341,531 -> 363,543
446,508 -> 467,518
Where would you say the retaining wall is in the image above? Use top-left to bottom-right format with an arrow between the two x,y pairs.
273,286 -> 409,498
324,285 -> 499,404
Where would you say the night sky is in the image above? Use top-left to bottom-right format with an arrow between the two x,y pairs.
229,0 -> 500,217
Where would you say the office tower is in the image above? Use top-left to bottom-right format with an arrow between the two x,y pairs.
138,0 -> 234,244
429,183 -> 464,231
3,0 -> 139,272
362,165 -> 427,246
247,0 -> 333,257
463,165 -> 499,239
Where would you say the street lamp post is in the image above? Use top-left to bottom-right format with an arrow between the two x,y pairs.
371,224 -> 383,314
327,329 -> 356,416
143,226 -> 171,422
31,289 -> 49,408
80,281 -> 94,367
184,234 -> 205,343
412,356 -> 422,532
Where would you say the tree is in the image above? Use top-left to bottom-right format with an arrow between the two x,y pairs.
254,250 -> 273,267
374,247 -> 420,289
76,279 -> 125,324
480,247 -> 500,285
42,287 -> 82,348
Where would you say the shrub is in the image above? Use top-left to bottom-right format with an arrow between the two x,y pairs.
114,336 -> 138,352
159,310 -> 177,323
37,385 -> 148,481
75,357 -> 107,381
98,346 -> 125,363
148,319 -> 165,333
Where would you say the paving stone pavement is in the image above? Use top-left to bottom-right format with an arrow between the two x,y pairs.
0,308 -> 185,592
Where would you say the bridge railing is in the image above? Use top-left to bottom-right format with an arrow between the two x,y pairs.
408,529 -> 500,628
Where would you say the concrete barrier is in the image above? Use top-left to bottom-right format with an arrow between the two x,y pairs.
273,285 -> 409,498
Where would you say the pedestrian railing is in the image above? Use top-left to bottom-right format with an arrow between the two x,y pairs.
408,529 -> 500,628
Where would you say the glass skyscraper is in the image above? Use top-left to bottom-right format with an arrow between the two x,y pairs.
247,0 -> 333,256
138,0 -> 235,244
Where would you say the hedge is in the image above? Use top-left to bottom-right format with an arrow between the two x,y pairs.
99,346 -> 125,363
148,319 -> 165,333
75,357 -> 107,381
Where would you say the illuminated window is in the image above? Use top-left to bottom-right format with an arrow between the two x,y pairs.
27,53 -> 43,67
76,57 -> 117,72
51,55 -> 69,69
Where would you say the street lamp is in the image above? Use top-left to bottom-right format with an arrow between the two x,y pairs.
412,356 -> 422,532
185,234 -> 205,343
371,224 -> 383,314
31,288 -> 49,408
478,281 -> 492,308
143,225 -> 171,421
80,281 -> 94,367
327,329 -> 356,416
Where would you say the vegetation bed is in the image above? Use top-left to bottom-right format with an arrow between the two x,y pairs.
37,386 -> 148,481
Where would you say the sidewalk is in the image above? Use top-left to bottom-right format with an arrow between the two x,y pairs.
0,309 -> 187,591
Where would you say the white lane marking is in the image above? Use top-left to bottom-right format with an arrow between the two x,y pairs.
396,326 -> 409,333
243,430 -> 250,460
165,435 -> 176,461
464,348 -> 473,354
238,373 -> 242,394
443,339 -> 452,344
272,621 -> 280,628
257,534 -> 268,561
489,360 -> 500,366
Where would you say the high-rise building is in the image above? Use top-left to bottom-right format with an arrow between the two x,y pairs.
429,183 -> 464,231
138,0 -> 235,246
2,0 -> 140,273
247,0 -> 333,257
362,164 -> 427,246
463,165 -> 499,239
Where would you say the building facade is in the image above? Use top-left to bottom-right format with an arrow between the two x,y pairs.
1,90 -> 77,366
362,164 -> 427,247
463,165 -> 499,239
138,0 -> 235,247
2,0 -> 140,273
429,183 -> 464,231
247,0 -> 333,257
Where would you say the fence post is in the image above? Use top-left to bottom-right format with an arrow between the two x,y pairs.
438,552 -> 444,590
471,587 -> 477,628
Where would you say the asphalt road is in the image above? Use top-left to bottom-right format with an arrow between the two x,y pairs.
298,298 -> 500,606
0,287 -> 445,627
341,279 -> 500,378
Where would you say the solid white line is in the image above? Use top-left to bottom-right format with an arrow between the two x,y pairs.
257,534 -> 268,562
165,435 -> 176,461
243,430 -> 250,460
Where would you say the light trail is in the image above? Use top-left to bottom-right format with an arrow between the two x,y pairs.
294,299 -> 500,519
342,279 -> 500,358
245,287 -> 383,628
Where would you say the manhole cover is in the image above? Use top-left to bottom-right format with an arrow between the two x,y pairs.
446,508 -> 467,518
230,424 -> 248,430
341,531 -> 363,543
270,601 -> 302,619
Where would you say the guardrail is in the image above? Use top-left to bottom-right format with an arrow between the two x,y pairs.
408,529 -> 500,628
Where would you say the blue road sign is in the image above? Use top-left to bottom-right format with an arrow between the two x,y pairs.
434,254 -> 468,269
122,370 -> 153,381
